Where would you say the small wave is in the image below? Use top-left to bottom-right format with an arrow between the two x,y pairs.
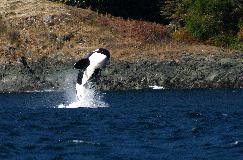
218,140 -> 242,149
67,140 -> 101,145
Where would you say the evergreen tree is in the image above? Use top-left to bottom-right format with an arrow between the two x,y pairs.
185,0 -> 240,40
160,0 -> 177,24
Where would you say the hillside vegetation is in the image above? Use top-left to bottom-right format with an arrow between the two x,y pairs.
0,0 -> 241,66
51,0 -> 242,48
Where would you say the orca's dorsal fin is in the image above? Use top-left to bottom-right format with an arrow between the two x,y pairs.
74,58 -> 90,70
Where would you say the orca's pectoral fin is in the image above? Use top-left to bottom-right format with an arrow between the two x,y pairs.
90,68 -> 102,81
94,68 -> 102,78
73,58 -> 90,70
77,70 -> 84,85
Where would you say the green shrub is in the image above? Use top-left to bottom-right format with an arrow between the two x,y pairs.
172,27 -> 195,43
185,0 -> 240,40
168,0 -> 242,47
238,27 -> 243,41
211,34 -> 240,49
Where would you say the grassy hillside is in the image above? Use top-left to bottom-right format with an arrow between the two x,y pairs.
0,0 -> 241,66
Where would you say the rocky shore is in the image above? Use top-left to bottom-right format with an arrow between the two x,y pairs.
0,53 -> 242,93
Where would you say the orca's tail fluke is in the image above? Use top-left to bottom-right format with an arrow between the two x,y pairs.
73,58 -> 90,70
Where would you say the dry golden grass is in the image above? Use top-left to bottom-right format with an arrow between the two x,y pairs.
0,0 -> 240,65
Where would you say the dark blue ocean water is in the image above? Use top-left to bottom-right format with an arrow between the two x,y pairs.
0,89 -> 243,160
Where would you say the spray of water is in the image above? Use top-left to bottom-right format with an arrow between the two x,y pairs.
58,82 -> 109,108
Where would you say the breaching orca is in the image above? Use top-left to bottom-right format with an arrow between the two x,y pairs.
74,48 -> 110,86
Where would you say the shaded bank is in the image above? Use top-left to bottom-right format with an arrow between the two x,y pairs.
0,59 -> 76,92
99,54 -> 243,90
0,53 -> 242,92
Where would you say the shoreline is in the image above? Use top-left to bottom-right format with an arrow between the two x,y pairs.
0,53 -> 242,93
1,87 -> 243,94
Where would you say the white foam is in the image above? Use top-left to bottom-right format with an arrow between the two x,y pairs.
149,85 -> 165,90
58,83 -> 109,109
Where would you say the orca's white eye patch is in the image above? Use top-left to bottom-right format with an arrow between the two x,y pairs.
94,49 -> 100,52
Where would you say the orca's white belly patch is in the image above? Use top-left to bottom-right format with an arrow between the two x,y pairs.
81,53 -> 108,85
89,53 -> 107,68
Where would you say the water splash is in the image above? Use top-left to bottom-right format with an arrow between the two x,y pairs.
58,83 -> 109,108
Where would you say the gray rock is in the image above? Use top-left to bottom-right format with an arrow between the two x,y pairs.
0,53 -> 242,92
43,15 -> 54,25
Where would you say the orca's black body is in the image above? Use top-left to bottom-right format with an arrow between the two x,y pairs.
74,48 -> 110,85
